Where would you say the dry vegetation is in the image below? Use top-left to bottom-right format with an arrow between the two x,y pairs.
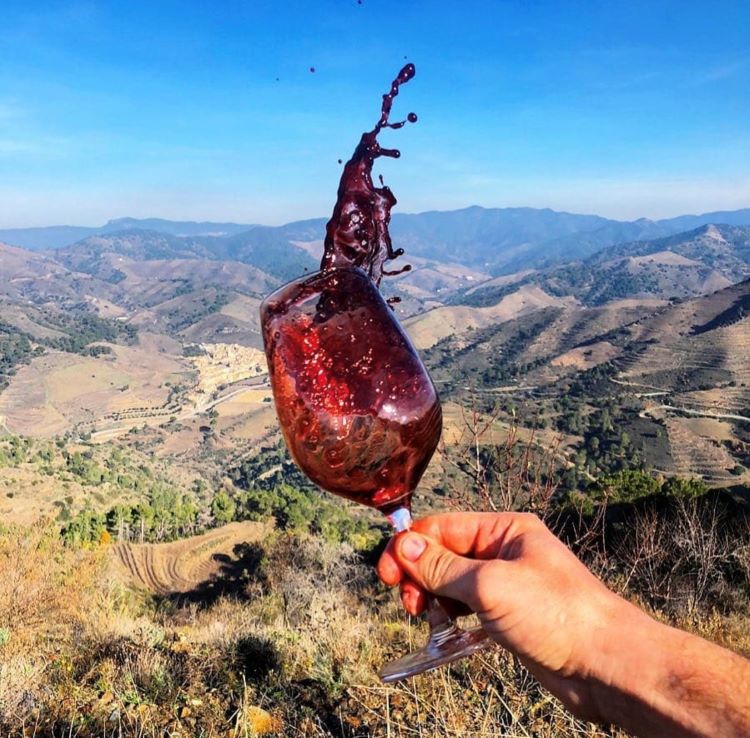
0,522 -> 627,738
1,424 -> 748,738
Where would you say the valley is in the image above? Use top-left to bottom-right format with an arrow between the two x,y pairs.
0,208 -> 749,532
1,207 -> 750,738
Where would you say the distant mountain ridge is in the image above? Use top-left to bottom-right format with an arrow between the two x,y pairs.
55,228 -> 320,284
0,218 -> 257,251
458,224 -> 750,308
3,206 -> 749,276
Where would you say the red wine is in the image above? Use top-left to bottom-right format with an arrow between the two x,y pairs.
321,63 -> 417,293
261,64 -> 441,513
261,269 -> 441,513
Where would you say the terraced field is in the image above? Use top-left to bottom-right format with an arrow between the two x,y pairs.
112,521 -> 270,595
515,301 -> 666,380
663,417 -> 738,482
610,287 -> 750,483
622,318 -> 750,398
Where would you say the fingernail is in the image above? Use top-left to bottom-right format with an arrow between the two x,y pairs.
400,533 -> 427,562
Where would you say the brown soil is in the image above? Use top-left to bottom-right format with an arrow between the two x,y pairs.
111,521 -> 270,595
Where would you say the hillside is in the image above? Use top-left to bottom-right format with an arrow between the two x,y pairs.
2,214 -> 750,513
405,284 -> 576,349
424,278 -> 750,486
598,223 -> 750,271
0,241 -> 114,305
461,224 -> 750,307
2,234 -> 283,352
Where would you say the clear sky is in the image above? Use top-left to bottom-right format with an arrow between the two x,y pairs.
1,0 -> 749,227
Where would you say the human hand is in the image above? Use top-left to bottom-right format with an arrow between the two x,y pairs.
376,512 -> 650,721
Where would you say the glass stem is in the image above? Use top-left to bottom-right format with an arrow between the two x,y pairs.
386,505 -> 459,649
387,505 -> 413,534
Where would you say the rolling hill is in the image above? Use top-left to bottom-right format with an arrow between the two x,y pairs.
2,210 -> 750,490
460,224 -> 750,307
405,284 -> 577,349
423,276 -> 750,484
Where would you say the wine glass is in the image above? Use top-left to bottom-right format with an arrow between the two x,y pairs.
260,266 -> 490,682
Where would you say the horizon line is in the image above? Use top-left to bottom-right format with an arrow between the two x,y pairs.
2,203 -> 750,232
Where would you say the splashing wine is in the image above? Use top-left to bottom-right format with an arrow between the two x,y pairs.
261,64 -> 490,681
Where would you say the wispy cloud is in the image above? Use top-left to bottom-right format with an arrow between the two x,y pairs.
0,102 -> 24,122
697,58 -> 748,83
0,139 -> 38,156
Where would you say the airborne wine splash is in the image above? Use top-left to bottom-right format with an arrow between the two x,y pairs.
260,65 -> 490,681
321,63 -> 417,294
260,62 -> 441,513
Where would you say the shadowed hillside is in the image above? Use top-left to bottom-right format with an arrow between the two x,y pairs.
460,224 -> 750,307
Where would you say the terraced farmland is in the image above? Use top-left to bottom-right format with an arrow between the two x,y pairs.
112,521 -> 270,595
663,417 -> 738,482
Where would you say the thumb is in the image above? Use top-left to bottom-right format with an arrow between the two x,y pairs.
396,532 -> 485,611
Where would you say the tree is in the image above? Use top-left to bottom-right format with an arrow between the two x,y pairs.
211,490 -> 236,525
662,478 -> 708,499
588,470 -> 660,505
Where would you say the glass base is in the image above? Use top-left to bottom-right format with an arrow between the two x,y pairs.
379,624 -> 491,683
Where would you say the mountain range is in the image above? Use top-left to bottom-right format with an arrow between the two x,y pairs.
3,206 -> 750,276
458,223 -> 750,308
0,221 -> 750,347
1,205 -> 749,487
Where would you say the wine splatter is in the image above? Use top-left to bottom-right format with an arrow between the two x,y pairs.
320,64 -> 417,288
260,63 -> 441,515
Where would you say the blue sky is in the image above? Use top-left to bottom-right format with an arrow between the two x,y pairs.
1,0 -> 748,227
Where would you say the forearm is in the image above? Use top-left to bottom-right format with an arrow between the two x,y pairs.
592,604 -> 750,738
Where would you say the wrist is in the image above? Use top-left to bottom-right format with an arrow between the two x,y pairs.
586,602 -> 737,738
586,598 -> 672,731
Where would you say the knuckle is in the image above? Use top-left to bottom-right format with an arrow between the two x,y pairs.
519,512 -> 545,531
422,549 -> 453,589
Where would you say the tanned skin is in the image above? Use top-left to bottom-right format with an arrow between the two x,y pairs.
377,512 -> 750,738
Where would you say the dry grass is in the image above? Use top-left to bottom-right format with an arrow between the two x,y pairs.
0,521 -> 105,727
0,515 -> 747,737
0,423 -> 747,737
0,521 -> 630,738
